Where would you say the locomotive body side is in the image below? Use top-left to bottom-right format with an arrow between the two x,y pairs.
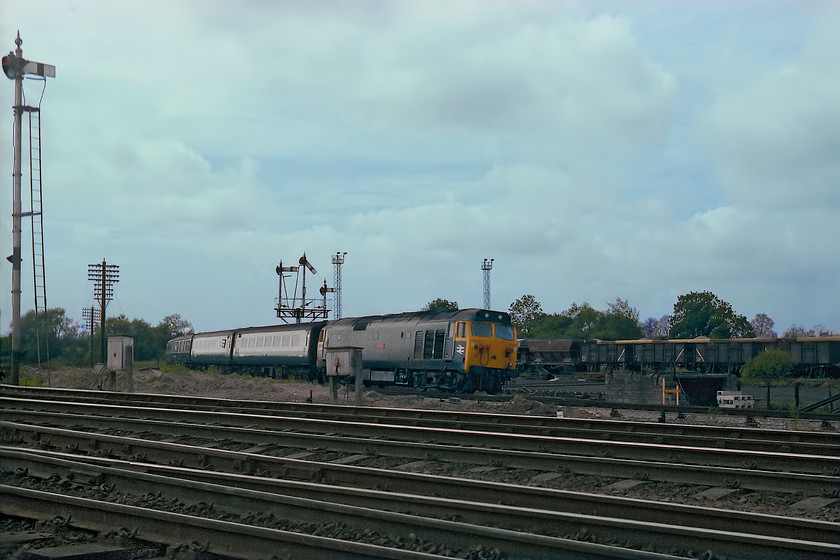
318,308 -> 517,392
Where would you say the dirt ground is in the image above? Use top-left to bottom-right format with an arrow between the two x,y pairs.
17,365 -> 558,416
15,365 -> 835,430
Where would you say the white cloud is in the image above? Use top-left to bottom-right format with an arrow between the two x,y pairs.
1,1 -> 838,337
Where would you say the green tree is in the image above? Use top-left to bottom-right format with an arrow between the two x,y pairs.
669,291 -> 755,339
530,313 -> 573,338
595,312 -> 644,341
526,299 -> 643,341
564,302 -> 601,338
606,297 -> 639,323
16,308 -> 90,366
423,298 -> 459,312
158,314 -> 194,338
509,295 -> 544,337
106,315 -> 159,361
153,314 -> 194,363
741,349 -> 793,379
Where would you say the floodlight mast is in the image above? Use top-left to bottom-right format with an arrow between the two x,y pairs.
5,32 -> 55,385
481,258 -> 494,309
331,251 -> 346,319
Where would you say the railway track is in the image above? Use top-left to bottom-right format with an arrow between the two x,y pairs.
3,385 -> 838,449
1,386 -> 839,559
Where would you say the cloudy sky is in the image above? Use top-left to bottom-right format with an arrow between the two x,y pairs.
2,0 -> 838,337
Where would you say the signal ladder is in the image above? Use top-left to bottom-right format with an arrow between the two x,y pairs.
21,105 -> 49,367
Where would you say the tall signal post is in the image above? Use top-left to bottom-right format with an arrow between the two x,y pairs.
275,253 -> 330,323
88,260 -> 119,363
331,251 -> 347,319
4,33 -> 56,384
482,258 -> 494,310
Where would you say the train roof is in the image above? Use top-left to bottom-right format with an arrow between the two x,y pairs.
331,308 -> 512,327
232,321 -> 328,333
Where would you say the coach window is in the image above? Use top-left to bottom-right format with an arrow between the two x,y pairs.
456,322 -> 466,338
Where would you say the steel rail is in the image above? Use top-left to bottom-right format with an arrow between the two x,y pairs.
3,385 -> 838,448
0,485 -> 454,560
4,451 -> 837,560
5,382 -> 839,423
2,398 -> 838,476
2,420 -> 837,497
8,447 -> 839,549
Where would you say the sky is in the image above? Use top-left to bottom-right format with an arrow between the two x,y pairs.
1,0 -> 838,337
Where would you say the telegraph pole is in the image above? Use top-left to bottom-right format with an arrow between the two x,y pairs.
88,259 -> 119,363
82,306 -> 100,368
481,258 -> 493,310
4,33 -> 55,384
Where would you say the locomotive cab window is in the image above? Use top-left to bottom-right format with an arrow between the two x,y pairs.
456,322 -> 466,338
471,322 -> 493,338
494,325 -> 515,340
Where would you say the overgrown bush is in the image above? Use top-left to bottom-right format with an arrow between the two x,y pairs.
741,349 -> 793,379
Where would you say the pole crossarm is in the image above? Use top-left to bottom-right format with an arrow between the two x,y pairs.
87,259 -> 119,363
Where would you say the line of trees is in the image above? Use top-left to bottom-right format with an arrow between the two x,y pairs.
0,308 -> 193,367
506,291 -> 834,341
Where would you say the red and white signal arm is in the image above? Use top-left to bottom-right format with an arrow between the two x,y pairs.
2,53 -> 55,79
23,60 -> 55,78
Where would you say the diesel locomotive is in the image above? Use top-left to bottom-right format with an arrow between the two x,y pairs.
165,308 -> 518,393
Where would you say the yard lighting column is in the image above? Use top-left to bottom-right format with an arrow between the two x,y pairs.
482,258 -> 494,310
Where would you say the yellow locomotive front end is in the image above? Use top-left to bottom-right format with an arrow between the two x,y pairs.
452,310 -> 518,393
